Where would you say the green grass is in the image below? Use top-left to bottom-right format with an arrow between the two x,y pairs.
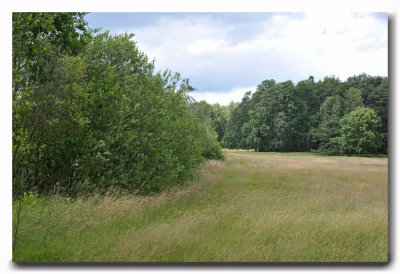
12,152 -> 388,262
225,149 -> 388,158
226,150 -> 319,156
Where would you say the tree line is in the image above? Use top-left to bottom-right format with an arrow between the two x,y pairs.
219,75 -> 387,155
12,12 -> 222,197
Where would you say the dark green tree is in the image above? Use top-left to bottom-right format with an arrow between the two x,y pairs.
223,91 -> 252,149
296,76 -> 319,126
366,78 -> 388,153
243,80 -> 309,152
311,96 -> 345,154
314,76 -> 346,106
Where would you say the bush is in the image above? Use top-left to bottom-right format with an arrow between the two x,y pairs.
197,123 -> 224,160
13,24 -> 223,196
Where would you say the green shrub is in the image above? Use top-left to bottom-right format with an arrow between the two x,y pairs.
12,15 -> 223,196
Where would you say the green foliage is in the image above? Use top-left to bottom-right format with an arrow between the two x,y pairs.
368,79 -> 388,153
296,76 -> 319,127
72,33 -> 211,194
319,95 -> 346,122
223,92 -> 252,149
242,80 -> 309,152
12,13 -> 94,196
189,100 -> 231,144
346,74 -> 387,153
315,76 -> 346,106
224,74 -> 387,155
335,107 -> 383,155
311,96 -> 345,153
344,87 -> 364,113
12,14 -> 223,196
210,104 -> 229,143
197,124 -> 224,160
189,101 -> 225,160
22,191 -> 40,208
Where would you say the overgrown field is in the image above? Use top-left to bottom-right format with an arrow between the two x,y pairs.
13,151 -> 388,262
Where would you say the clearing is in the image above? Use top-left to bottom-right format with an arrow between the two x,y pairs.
13,151 -> 388,262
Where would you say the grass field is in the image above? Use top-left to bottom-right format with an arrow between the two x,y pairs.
12,151 -> 388,262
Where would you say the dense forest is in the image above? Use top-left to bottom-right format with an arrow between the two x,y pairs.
12,12 -> 387,197
221,74 -> 388,154
188,74 -> 387,156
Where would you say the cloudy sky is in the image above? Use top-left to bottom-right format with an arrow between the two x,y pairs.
85,12 -> 387,105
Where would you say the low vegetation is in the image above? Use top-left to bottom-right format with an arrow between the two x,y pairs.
13,151 -> 388,262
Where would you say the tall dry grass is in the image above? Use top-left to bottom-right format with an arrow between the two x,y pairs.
13,151 -> 388,262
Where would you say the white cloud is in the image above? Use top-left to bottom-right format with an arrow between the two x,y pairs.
187,39 -> 225,55
128,12 -> 387,97
190,86 -> 256,106
132,16 -> 232,77
272,14 -> 288,24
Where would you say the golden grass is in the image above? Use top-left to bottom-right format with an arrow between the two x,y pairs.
13,152 -> 388,262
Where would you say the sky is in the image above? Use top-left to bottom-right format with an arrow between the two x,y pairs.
85,12 -> 388,105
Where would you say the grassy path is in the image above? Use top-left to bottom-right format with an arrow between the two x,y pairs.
13,151 -> 388,262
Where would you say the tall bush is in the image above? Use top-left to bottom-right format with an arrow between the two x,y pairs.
13,15 -> 222,196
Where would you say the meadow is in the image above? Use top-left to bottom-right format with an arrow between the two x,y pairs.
13,151 -> 388,262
